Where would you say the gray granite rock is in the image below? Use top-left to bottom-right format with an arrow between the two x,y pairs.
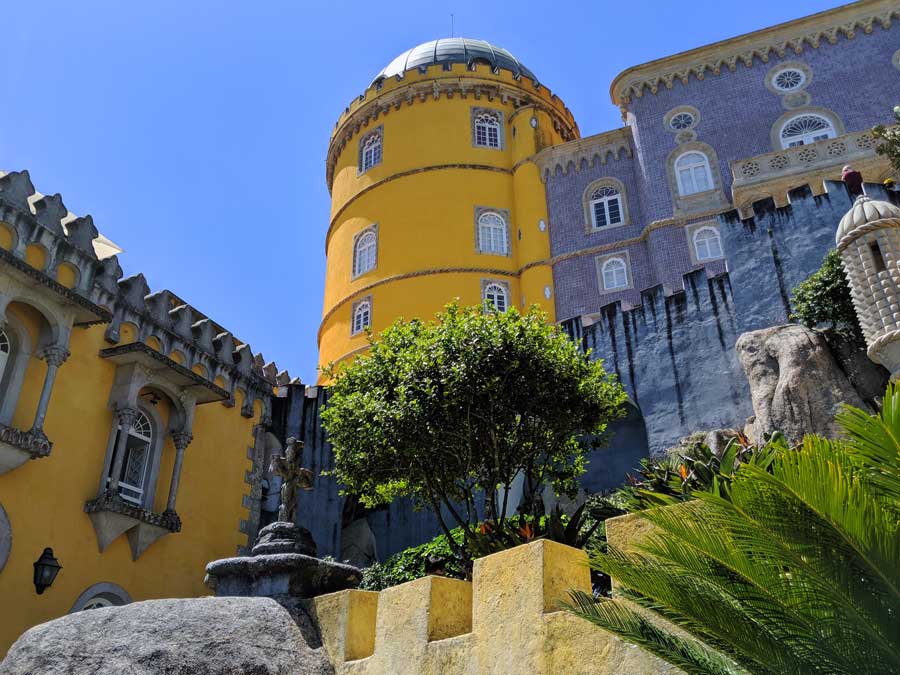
0,596 -> 333,675
736,324 -> 869,443
205,553 -> 361,599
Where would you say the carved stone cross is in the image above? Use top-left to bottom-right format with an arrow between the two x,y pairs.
269,437 -> 314,522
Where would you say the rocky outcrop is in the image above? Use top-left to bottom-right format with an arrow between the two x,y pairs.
736,324 -> 869,443
0,596 -> 334,675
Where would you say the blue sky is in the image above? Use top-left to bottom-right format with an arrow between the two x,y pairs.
0,0 -> 838,382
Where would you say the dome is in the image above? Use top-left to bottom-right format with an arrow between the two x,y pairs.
836,195 -> 900,247
373,38 -> 537,85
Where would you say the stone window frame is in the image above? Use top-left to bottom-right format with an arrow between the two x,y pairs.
769,107 -> 844,152
686,221 -> 725,265
764,61 -> 813,96
666,141 -> 729,216
358,126 -> 383,175
69,582 -> 132,613
99,402 -> 167,512
894,49 -> 900,71
471,107 -> 505,150
351,225 -> 378,280
582,177 -> 630,233
662,105 -> 700,134
480,279 -> 510,312
0,312 -> 32,426
351,296 -> 372,336
474,206 -> 512,256
595,250 -> 633,294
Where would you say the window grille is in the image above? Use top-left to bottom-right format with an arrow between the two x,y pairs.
107,410 -> 153,506
693,227 -> 723,261
353,230 -> 377,276
601,258 -> 628,290
474,113 -> 501,148
772,68 -> 805,92
675,151 -> 714,196
482,283 -> 508,312
780,114 -> 836,148
669,112 -> 695,130
589,187 -> 623,228
478,212 -> 508,254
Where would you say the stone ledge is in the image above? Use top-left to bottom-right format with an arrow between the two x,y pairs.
84,493 -> 181,560
0,424 -> 52,475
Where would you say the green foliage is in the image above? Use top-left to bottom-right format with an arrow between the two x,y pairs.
321,302 -> 627,557
790,249 -> 863,345
360,528 -> 466,591
567,385 -> 900,675
873,105 -> 900,173
613,433 -> 780,512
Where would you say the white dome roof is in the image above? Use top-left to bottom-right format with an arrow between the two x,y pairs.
836,195 -> 900,246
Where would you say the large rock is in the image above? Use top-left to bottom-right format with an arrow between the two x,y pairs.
736,324 -> 869,443
0,596 -> 334,675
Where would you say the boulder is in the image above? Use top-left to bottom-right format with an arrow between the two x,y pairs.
735,324 -> 869,443
0,596 -> 334,675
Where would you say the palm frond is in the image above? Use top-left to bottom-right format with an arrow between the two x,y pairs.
565,592 -> 746,675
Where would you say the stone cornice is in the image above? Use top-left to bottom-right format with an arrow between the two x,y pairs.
609,0 -> 899,108
84,492 -> 182,533
533,128 -> 634,182
326,72 -> 579,191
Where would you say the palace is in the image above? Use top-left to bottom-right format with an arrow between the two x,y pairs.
1,0 -> 899,657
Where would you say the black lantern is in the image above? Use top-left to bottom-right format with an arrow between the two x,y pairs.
33,548 -> 62,595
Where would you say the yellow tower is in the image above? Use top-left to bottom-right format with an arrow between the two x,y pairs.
319,39 -> 579,378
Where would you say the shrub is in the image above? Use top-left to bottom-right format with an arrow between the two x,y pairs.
791,249 -> 863,345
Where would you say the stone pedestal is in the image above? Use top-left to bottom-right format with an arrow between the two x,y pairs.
205,521 -> 361,601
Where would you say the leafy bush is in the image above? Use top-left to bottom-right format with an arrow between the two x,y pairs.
791,249 -> 863,345
873,105 -> 900,173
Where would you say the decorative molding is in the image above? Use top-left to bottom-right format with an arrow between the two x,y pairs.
595,250 -> 634,294
534,128 -> 633,182
470,106 -> 505,150
582,177 -> 630,233
764,60 -> 813,96
609,1 -> 900,108
84,492 -> 182,532
0,422 -> 52,475
768,106 -> 845,152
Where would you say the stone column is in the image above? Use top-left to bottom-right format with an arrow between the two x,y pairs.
107,405 -> 138,494
165,431 -> 193,512
28,346 -> 69,440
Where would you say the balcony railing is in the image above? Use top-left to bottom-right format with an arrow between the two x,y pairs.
731,129 -> 880,190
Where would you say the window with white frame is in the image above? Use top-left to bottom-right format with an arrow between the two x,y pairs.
82,596 -> 115,610
353,229 -> 377,277
779,114 -> 836,148
478,212 -> 508,254
675,151 -> 714,196
589,186 -> 623,229
482,282 -> 508,312
0,330 -> 9,383
693,226 -> 723,261
601,258 -> 628,290
352,299 -> 371,335
106,410 -> 154,506
359,130 -> 383,172
473,111 -> 502,149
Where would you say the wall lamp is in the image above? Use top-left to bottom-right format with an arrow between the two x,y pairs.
33,547 -> 62,595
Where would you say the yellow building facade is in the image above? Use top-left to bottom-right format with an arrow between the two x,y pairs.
319,39 -> 579,377
0,170 -> 287,655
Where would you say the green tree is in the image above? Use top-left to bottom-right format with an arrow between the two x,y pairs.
873,105 -> 900,173
321,302 -> 626,557
567,385 -> 900,675
791,249 -> 863,345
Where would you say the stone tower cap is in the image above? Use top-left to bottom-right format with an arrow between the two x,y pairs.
836,195 -> 900,247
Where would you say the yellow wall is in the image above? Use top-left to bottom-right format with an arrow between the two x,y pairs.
0,322 -> 258,655
318,63 -> 577,379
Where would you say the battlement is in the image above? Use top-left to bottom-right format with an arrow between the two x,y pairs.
535,127 -> 634,182
312,539 -> 676,674
326,61 -> 579,190
0,169 -> 293,419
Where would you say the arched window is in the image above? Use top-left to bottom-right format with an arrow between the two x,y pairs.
693,227 -> 723,261
675,151 -> 714,196
0,330 -> 9,383
478,212 -> 508,254
482,282 -> 508,312
601,258 -> 628,290
353,230 -> 377,277
106,410 -> 154,506
589,186 -> 623,229
779,114 -> 836,148
352,300 -> 371,335
82,596 -> 114,610
474,112 -> 501,148
359,130 -> 382,172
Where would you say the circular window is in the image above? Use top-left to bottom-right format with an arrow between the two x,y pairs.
772,68 -> 806,92
670,112 -> 695,131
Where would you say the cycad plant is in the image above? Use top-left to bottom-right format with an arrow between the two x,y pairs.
568,385 -> 900,675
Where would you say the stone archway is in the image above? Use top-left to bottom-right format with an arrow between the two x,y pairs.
579,402 -> 649,494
